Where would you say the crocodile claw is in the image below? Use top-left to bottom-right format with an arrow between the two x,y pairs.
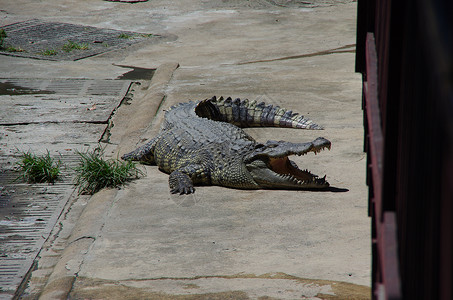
169,170 -> 196,195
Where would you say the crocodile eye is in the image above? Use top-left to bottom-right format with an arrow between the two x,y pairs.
255,143 -> 265,149
265,143 -> 278,148
264,140 -> 279,148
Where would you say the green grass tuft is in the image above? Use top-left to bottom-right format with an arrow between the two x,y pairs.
0,29 -> 26,52
117,33 -> 132,39
39,49 -> 57,56
118,33 -> 153,40
73,147 -> 144,195
62,40 -> 89,52
15,150 -> 62,183
5,46 -> 25,52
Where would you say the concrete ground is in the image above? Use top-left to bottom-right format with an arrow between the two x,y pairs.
1,0 -> 370,299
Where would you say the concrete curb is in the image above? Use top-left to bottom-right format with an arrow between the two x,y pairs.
112,62 -> 180,158
38,62 -> 179,300
124,62 -> 180,134
38,188 -> 117,300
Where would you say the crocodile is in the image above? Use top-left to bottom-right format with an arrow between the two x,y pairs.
122,96 -> 331,194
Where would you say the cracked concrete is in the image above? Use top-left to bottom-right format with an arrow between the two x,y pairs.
1,0 -> 370,299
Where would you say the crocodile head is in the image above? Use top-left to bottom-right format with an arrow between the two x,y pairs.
244,137 -> 331,189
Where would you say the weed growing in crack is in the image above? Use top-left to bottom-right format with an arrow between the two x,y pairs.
5,46 -> 25,53
0,29 -> 7,49
39,49 -> 57,56
117,33 -> 132,39
73,147 -> 144,195
62,40 -> 89,52
118,33 -> 153,40
15,150 -> 62,183
0,29 -> 25,52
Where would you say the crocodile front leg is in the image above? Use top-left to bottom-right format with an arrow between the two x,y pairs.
121,137 -> 158,164
168,163 -> 212,195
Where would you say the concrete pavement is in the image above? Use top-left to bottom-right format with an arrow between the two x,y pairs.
1,1 -> 370,299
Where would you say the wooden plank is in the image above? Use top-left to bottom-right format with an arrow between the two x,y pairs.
364,32 -> 384,222
378,212 -> 402,299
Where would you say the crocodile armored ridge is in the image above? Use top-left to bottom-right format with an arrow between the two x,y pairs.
122,96 -> 331,194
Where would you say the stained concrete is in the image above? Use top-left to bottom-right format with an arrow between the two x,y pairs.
1,1 -> 370,299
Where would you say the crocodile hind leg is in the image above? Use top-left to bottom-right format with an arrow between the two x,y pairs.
169,170 -> 195,194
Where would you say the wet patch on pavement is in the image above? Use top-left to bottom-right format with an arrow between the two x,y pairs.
115,65 -> 156,81
0,81 -> 54,96
0,78 -> 131,97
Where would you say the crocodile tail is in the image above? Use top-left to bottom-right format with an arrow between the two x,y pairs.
203,96 -> 323,129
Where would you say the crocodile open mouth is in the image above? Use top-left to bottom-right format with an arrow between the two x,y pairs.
268,156 -> 328,187
246,138 -> 331,189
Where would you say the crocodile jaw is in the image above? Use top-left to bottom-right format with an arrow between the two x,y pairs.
245,137 -> 331,189
247,157 -> 329,189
